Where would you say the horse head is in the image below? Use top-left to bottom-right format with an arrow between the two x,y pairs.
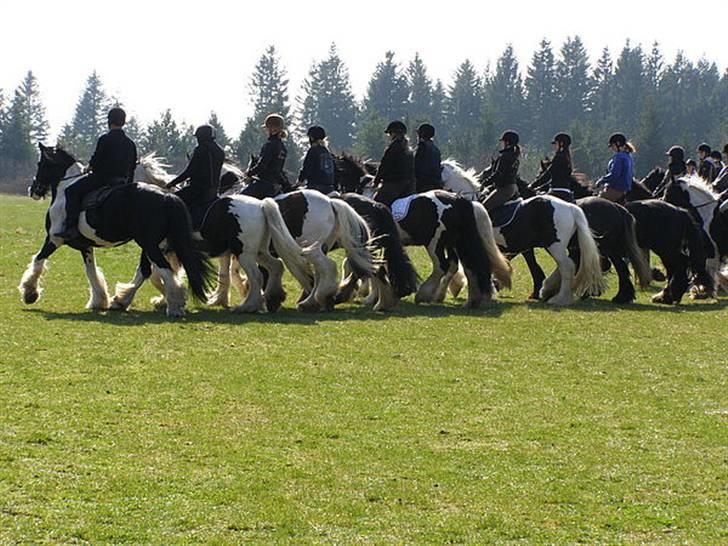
334,153 -> 373,194
664,175 -> 716,211
30,143 -> 77,200
642,167 -> 666,192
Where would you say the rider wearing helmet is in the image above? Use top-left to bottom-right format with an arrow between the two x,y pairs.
654,145 -> 687,197
697,143 -> 717,182
481,130 -> 521,211
166,124 -> 225,212
54,107 -> 137,240
595,132 -> 635,202
242,113 -> 290,199
298,126 -> 336,195
414,123 -> 443,193
373,120 -> 415,206
713,144 -> 728,192
530,132 -> 574,202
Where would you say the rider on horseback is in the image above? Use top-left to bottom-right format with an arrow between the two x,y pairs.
530,132 -> 574,202
165,125 -> 225,213
481,130 -> 521,212
654,145 -> 687,197
595,132 -> 634,202
697,143 -> 717,183
373,121 -> 415,207
55,107 -> 137,240
414,123 -> 443,193
298,126 -> 336,195
242,114 -> 291,199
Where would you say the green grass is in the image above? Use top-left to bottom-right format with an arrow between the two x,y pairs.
0,193 -> 726,544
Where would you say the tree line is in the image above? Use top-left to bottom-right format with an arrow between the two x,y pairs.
1,39 -> 726,193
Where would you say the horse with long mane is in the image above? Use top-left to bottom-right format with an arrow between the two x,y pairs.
20,144 -> 215,317
441,160 -> 606,305
334,155 -> 512,308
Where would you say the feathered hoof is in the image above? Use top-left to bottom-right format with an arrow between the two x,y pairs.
651,291 -> 674,305
207,294 -> 229,308
22,290 -> 40,304
527,291 -> 541,301
651,268 -> 667,282
611,293 -> 635,304
109,298 -> 129,311
150,296 -> 167,310
297,300 -> 322,313
463,298 -> 482,309
690,286 -> 715,300
265,291 -> 286,313
166,307 -> 186,318
546,295 -> 572,306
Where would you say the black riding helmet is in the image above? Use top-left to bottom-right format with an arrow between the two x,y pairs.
686,158 -> 697,167
500,130 -> 519,147
417,123 -> 435,139
307,126 -> 326,141
666,145 -> 685,161
107,107 -> 126,127
385,120 -> 407,135
194,125 -> 216,142
608,132 -> 627,147
697,143 -> 711,154
552,132 -> 571,147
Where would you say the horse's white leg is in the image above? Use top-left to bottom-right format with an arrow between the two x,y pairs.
230,258 -> 249,301
415,239 -> 446,304
361,279 -> 377,305
298,246 -> 337,312
148,266 -> 168,309
539,269 -> 561,302
448,266 -> 467,298
434,258 -> 459,302
258,249 -> 286,313
157,267 -> 186,317
232,252 -> 264,313
19,239 -> 57,304
208,253 -> 232,307
81,248 -> 109,310
545,243 -> 575,306
371,272 -> 397,311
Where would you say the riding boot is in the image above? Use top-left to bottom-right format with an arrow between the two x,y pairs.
54,189 -> 82,240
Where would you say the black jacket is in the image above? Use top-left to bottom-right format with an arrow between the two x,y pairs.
375,136 -> 414,186
298,144 -> 335,192
532,150 -> 572,191
699,158 -> 717,182
89,128 -> 137,183
169,140 -> 225,192
414,139 -> 443,192
482,147 -> 519,188
248,134 -> 289,188
654,159 -> 687,197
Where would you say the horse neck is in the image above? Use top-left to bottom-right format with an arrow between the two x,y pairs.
50,163 -> 83,202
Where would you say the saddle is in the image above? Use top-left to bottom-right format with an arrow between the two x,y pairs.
81,185 -> 118,211
391,194 -> 418,222
489,197 -> 523,228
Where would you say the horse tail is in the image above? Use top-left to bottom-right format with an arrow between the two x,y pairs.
451,197 -> 493,298
571,205 -> 607,297
682,210 -> 713,291
166,197 -> 216,302
621,207 -> 652,289
471,201 -> 513,290
330,199 -> 377,279
370,202 -> 417,298
260,198 -> 312,288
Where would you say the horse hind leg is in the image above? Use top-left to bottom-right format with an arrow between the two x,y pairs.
232,252 -> 265,313
298,246 -> 338,312
544,243 -> 575,306
19,238 -> 57,304
258,248 -> 286,312
111,252 -> 152,311
146,247 -> 186,317
611,254 -> 636,304
415,236 -> 447,304
370,267 -> 397,311
207,253 -> 232,307
434,255 -> 459,303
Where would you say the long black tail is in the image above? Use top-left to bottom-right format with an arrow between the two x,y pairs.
682,210 -> 713,291
620,207 -> 652,289
452,197 -> 492,297
167,197 -> 216,301
370,203 -> 417,298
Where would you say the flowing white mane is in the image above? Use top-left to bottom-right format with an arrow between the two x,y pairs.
441,159 -> 481,195
137,153 -> 174,187
222,160 -> 246,179
678,174 -> 718,202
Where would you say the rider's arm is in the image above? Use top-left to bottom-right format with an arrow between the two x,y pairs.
597,155 -> 623,187
128,142 -> 138,184
167,148 -> 198,188
298,148 -> 313,184
88,135 -> 106,172
247,141 -> 274,178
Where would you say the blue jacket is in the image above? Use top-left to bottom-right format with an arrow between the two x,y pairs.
298,144 -> 335,193
599,151 -> 633,192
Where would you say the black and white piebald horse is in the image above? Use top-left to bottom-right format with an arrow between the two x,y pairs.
20,144 -> 215,317
441,161 -> 605,305
334,156 -> 512,308
662,174 -> 728,292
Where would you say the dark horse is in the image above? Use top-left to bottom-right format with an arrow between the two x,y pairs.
20,144 -> 214,317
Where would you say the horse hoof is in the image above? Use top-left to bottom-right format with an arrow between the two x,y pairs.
651,292 -> 673,305
651,268 -> 666,282
23,291 -> 39,304
297,300 -> 321,313
109,299 -> 128,311
611,294 -> 634,304
166,308 -> 185,318
463,299 -> 482,309
527,292 -> 541,301
265,292 -> 285,313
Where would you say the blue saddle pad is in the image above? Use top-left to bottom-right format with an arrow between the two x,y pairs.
489,198 -> 523,228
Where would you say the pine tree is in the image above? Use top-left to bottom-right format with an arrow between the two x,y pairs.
524,39 -> 558,147
361,51 -> 409,122
17,71 -> 49,145
407,53 -> 433,125
123,116 -> 143,145
0,88 -> 34,178
296,43 -> 357,151
487,45 -> 524,132
446,59 -> 484,165
589,47 -> 614,122
207,111 -> 230,150
59,71 -> 110,160
555,36 -> 591,130
611,41 -> 646,135
353,111 -> 388,159
430,79 -> 448,142
645,41 -> 664,90
142,109 -> 189,171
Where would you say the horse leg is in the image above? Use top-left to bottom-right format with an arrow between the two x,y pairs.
544,242 -> 576,306
434,255 -> 459,303
207,253 -> 232,307
448,265 -> 467,299
462,264 -> 485,308
415,235 -> 447,304
611,254 -> 636,304
653,253 -> 685,305
79,247 -> 110,310
258,248 -> 286,312
522,249 -> 546,300
111,252 -> 152,311
230,250 -> 264,313
146,246 -> 187,317
336,258 -> 360,304
298,246 -> 337,312
371,267 -> 397,311
19,237 -> 57,304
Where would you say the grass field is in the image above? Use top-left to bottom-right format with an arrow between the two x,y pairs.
1,193 -> 726,544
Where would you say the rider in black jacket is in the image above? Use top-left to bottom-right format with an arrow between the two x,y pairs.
242,114 -> 290,199
373,120 -> 415,206
482,130 -> 521,212
414,123 -> 443,193
530,132 -> 574,202
166,125 -> 225,210
654,145 -> 687,197
298,126 -> 336,194
55,107 -> 137,240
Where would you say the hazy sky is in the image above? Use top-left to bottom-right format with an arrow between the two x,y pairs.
2,0 -> 725,140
